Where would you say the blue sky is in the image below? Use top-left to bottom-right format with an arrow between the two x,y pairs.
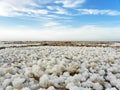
0,0 -> 120,41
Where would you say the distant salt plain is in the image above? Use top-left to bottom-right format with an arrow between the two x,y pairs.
0,42 -> 120,90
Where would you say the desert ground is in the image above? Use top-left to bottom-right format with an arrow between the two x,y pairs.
0,41 -> 120,90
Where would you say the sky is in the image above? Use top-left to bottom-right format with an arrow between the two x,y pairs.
0,0 -> 120,41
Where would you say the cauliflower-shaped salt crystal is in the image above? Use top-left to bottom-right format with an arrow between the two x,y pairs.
81,80 -> 93,88
2,79 -> 11,88
0,87 -> 3,90
99,70 -> 105,76
104,82 -> 112,88
69,86 -> 91,90
32,65 -> 43,77
21,87 -> 31,90
30,84 -> 40,90
6,86 -> 13,90
66,62 -> 79,74
47,86 -> 55,90
66,82 -> 75,89
39,74 -> 50,88
63,72 -> 70,77
93,82 -> 103,90
0,68 -> 6,76
50,65 -> 65,75
38,88 -> 46,90
24,67 -> 33,77
12,77 -> 25,89
105,88 -> 117,90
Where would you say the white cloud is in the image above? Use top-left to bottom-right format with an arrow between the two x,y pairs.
55,7 -> 69,15
77,9 -> 120,16
0,1 -> 20,16
22,9 -> 48,16
0,25 -> 120,41
47,6 -> 69,15
1,0 -> 119,18
0,0 -> 48,17
0,0 -> 120,17
44,22 -> 60,27
45,14 -> 72,20
55,0 -> 85,8
47,6 -> 55,10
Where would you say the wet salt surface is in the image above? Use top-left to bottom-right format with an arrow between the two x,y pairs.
0,46 -> 120,90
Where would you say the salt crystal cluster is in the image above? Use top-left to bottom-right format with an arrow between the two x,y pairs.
0,46 -> 120,90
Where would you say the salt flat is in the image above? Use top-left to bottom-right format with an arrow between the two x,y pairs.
0,43 -> 120,90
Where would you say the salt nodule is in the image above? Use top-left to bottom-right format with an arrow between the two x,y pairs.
0,46 -> 120,90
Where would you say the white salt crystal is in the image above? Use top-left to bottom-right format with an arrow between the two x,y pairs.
39,74 -> 49,88
47,86 -> 55,90
12,77 -> 25,89
21,87 -> 31,90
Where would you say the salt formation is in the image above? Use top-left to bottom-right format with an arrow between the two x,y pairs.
0,46 -> 120,90
12,77 -> 26,89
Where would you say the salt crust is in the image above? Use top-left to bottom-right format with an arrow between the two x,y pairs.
0,46 -> 120,90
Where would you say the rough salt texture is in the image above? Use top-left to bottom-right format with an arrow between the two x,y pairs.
0,46 -> 120,90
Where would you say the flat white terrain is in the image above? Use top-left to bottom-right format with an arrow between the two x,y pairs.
0,45 -> 120,90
